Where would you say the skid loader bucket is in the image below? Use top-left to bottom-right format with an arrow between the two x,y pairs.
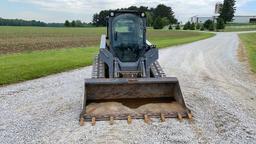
80,77 -> 191,125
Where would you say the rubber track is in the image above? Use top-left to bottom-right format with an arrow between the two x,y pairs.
92,56 -> 166,78
150,61 -> 166,78
92,55 -> 105,78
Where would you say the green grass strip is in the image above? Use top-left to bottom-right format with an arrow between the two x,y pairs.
239,33 -> 256,72
151,32 -> 214,48
0,47 -> 98,85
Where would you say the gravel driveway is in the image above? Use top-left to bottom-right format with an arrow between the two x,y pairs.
0,32 -> 255,144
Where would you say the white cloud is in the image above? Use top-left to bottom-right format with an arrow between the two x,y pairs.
7,0 -> 254,23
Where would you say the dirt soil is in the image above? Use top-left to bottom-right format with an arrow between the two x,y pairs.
85,102 -> 185,117
0,32 -> 256,144
0,36 -> 99,54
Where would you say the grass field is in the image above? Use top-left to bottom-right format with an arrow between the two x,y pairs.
147,30 -> 214,48
225,23 -> 256,32
0,26 -> 214,54
0,26 -> 102,54
0,26 -> 214,85
0,47 -> 97,85
239,33 -> 256,72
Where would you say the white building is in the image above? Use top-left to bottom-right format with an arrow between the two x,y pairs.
233,16 -> 256,23
191,15 -> 256,24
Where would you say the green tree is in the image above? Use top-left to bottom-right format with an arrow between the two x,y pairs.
127,6 -> 149,12
71,20 -> 76,27
64,20 -> 70,27
216,18 -> 225,30
92,13 -> 99,26
219,0 -> 236,23
203,20 -> 214,30
91,4 -> 178,26
98,10 -> 109,26
169,24 -> 173,30
153,17 -> 163,29
209,23 -> 215,31
175,23 -> 181,30
200,25 -> 205,31
127,6 -> 139,10
92,10 -> 108,26
153,4 -> 177,24
146,12 -> 153,27
75,20 -> 82,27
196,24 -> 200,29
190,22 -> 195,30
183,22 -> 191,30
161,17 -> 170,26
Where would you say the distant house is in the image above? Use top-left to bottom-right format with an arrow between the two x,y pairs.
191,15 -> 256,24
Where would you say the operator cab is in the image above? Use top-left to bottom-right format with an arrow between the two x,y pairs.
108,11 -> 147,62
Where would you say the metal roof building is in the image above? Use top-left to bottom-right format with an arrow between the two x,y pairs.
191,15 -> 256,24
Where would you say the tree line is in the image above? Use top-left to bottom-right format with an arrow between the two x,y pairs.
64,20 -> 93,27
182,18 -> 226,31
92,4 -> 177,29
0,18 -> 47,26
0,17 -> 67,27
0,17 -> 93,27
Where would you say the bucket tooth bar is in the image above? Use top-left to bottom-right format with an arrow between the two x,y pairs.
79,110 -> 193,125
80,111 -> 192,125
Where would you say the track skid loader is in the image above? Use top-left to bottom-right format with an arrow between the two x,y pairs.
80,11 -> 191,125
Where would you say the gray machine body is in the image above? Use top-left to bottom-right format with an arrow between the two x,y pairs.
99,11 -> 158,78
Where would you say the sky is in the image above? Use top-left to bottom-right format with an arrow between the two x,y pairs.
1,0 -> 256,23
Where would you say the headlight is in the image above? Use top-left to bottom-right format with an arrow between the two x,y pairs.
141,13 -> 145,17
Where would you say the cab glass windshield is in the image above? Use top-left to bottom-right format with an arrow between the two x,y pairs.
112,14 -> 144,62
